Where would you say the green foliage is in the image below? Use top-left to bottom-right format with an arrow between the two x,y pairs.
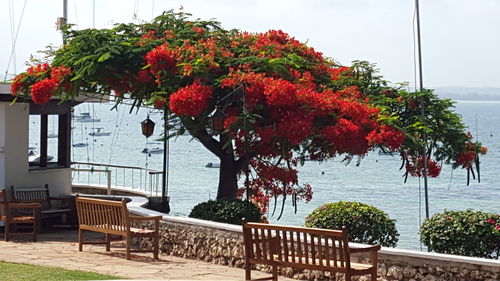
420,210 -> 500,258
189,199 -> 262,225
349,61 -> 478,167
305,201 -> 399,247
0,261 -> 117,281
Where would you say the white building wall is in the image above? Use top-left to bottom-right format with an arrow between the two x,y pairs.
0,102 -> 71,195
0,103 -> 6,188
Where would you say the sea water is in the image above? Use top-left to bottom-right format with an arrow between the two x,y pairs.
33,101 -> 500,250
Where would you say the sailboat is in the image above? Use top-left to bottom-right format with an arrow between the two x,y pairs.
141,147 -> 164,154
28,147 -> 54,162
74,112 -> 100,123
89,128 -> 111,136
72,142 -> 88,147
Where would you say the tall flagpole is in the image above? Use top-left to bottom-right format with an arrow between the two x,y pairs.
415,0 -> 430,219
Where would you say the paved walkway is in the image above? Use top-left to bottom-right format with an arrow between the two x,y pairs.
0,229 -> 294,280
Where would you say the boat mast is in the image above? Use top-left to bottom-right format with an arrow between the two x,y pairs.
415,0 -> 430,219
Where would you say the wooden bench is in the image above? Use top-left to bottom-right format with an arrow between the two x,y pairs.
242,220 -> 380,281
75,195 -> 161,260
10,184 -> 75,231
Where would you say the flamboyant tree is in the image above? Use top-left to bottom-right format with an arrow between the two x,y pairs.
10,11 -> 486,213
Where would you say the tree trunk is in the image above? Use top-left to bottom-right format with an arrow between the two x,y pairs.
217,152 -> 238,199
181,118 -> 239,200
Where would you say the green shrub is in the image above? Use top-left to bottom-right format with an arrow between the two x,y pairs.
420,210 -> 500,258
189,199 -> 262,225
305,201 -> 399,247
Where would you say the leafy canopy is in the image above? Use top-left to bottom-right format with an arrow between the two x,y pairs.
10,11 -> 485,212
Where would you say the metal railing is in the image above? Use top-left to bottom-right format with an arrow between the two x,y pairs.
71,162 -> 163,196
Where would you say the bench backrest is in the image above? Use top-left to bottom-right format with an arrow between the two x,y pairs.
76,196 -> 129,234
11,184 -> 51,210
243,222 -> 351,271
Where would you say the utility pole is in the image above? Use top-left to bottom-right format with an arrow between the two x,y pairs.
57,0 -> 68,44
415,0 -> 430,219
162,110 -> 169,207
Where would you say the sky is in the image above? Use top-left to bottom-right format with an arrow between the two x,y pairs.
1,0 -> 499,89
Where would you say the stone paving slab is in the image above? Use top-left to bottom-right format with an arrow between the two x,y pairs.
0,230 -> 294,280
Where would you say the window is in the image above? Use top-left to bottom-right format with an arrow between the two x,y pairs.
28,102 -> 72,169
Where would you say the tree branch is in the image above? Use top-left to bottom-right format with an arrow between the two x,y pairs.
181,117 -> 224,158
235,151 -> 258,173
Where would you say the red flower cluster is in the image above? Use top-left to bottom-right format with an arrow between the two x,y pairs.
487,217 -> 500,235
330,66 -> 351,81
192,26 -> 205,35
405,157 -> 441,178
367,125 -> 406,151
31,78 -> 58,104
242,159 -> 313,213
322,118 -> 368,155
10,64 -> 72,100
27,63 -> 49,75
10,74 -> 26,95
276,111 -> 313,146
136,69 -> 154,84
455,142 -> 487,169
263,79 -> 298,107
170,80 -> 213,117
50,66 -> 71,82
145,44 -> 178,78
255,127 -> 275,144
10,63 -> 57,95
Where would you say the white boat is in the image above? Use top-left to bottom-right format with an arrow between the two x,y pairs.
28,148 -> 54,162
89,128 -> 111,136
72,142 -> 88,147
205,162 -> 220,168
141,147 -> 164,154
74,112 -> 100,123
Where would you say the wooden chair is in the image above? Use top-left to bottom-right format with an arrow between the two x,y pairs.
11,184 -> 75,231
0,190 -> 42,241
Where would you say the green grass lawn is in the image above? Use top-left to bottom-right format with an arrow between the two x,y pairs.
0,261 -> 121,281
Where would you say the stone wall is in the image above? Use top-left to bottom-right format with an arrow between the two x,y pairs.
146,216 -> 500,281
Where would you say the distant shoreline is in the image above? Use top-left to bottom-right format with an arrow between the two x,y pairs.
453,100 -> 500,103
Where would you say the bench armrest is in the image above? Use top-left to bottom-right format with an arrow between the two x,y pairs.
48,196 -> 72,201
8,202 -> 42,209
349,245 -> 381,253
48,196 -> 74,206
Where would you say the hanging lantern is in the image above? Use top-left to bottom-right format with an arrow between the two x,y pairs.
141,117 -> 155,138
210,108 -> 226,135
